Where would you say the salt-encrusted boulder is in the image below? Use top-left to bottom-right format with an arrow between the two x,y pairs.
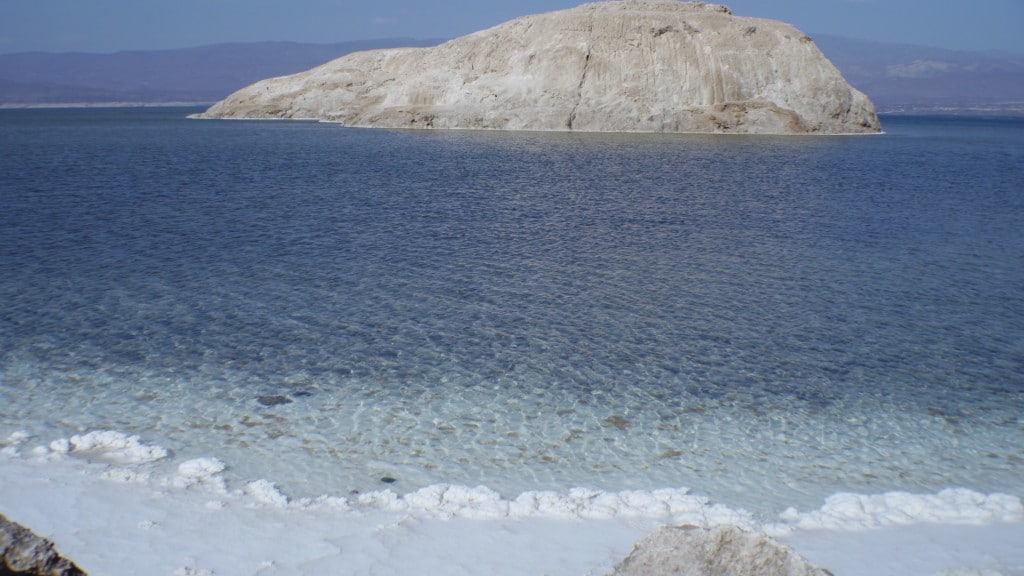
608,525 -> 831,576
196,0 -> 879,134
0,514 -> 86,576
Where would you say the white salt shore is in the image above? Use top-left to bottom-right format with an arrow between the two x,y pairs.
2,431 -> 1022,576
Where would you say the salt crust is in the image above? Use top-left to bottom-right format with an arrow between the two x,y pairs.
770,489 -> 1024,533
2,429 -> 1019,533
4,429 -> 1023,575
356,484 -> 759,527
46,430 -> 168,465
173,457 -> 227,492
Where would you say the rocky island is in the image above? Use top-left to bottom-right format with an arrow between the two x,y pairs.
195,0 -> 880,134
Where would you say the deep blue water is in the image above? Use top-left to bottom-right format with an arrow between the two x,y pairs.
1,108 -> 1022,514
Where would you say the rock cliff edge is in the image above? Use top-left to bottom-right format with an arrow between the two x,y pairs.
196,0 -> 880,134
0,514 -> 86,576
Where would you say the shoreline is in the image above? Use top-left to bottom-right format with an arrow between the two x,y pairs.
2,107 -> 1021,576
2,430 -> 1023,575
3,101 -> 1023,120
0,101 -> 212,109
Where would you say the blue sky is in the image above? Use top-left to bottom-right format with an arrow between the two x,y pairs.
1,0 -> 1022,55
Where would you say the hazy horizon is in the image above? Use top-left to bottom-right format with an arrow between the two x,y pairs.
1,0 -> 1022,56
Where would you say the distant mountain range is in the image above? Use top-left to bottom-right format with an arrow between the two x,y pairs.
0,39 -> 443,107
813,35 -> 1024,115
1,35 -> 1022,115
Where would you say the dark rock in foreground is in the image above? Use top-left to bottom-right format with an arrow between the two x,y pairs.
0,514 -> 86,576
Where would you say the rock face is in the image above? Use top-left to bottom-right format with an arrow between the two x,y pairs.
197,0 -> 879,134
608,525 -> 832,576
0,514 -> 86,576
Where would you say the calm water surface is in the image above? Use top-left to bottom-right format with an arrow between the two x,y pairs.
1,108 -> 1022,515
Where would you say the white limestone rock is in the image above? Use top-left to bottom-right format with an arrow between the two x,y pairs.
197,1 -> 879,134
608,525 -> 832,576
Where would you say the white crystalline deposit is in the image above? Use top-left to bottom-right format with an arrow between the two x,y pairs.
196,1 -> 880,134
772,488 -> 1024,532
47,430 -> 168,465
243,479 -> 290,507
352,485 -> 757,526
176,457 -> 226,481
0,431 -> 30,457
2,430 -> 1024,576
172,458 -> 228,492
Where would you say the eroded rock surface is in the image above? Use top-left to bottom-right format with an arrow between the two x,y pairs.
197,0 -> 879,134
0,514 -> 86,576
608,525 -> 832,576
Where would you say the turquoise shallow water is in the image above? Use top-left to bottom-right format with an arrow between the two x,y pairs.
1,109 -> 1022,515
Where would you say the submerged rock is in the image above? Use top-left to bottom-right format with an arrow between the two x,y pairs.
608,525 -> 831,576
257,395 -> 293,407
197,1 -> 879,134
605,415 -> 631,430
0,514 -> 86,576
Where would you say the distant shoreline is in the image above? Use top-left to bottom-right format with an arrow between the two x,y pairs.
0,101 -> 212,109
3,101 -> 1022,118
877,104 -> 1024,117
